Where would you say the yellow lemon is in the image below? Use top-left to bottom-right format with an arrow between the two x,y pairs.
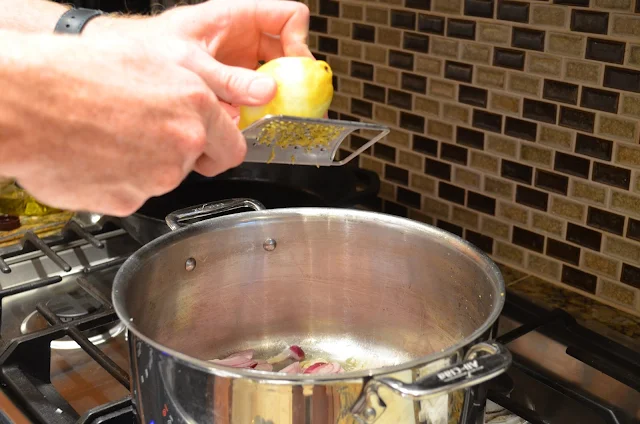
239,57 -> 334,130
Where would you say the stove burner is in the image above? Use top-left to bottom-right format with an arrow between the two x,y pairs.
46,292 -> 101,322
20,290 -> 126,350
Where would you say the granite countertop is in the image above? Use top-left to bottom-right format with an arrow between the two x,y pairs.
497,261 -> 640,351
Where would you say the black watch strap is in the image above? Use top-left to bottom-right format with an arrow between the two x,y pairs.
54,8 -> 105,34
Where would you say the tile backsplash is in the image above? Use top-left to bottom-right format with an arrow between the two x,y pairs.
303,0 -> 640,315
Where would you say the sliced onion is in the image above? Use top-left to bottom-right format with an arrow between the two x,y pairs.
226,349 -> 255,360
267,345 -> 306,364
303,362 -> 344,375
253,363 -> 274,371
211,356 -> 257,368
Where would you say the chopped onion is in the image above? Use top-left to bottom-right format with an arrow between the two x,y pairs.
280,361 -> 303,374
267,345 -> 306,364
303,362 -> 344,375
253,362 -> 274,371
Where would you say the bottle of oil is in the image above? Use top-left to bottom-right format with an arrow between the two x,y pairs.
0,180 -> 61,216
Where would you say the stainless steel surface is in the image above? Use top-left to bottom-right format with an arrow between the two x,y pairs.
497,315 -> 640,422
113,199 -> 507,423
242,115 -> 390,166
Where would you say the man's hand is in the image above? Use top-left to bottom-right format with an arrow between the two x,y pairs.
0,0 -> 312,217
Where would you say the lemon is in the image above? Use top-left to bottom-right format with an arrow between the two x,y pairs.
239,57 -> 334,130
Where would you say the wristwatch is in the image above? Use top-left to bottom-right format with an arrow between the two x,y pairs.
54,7 -> 105,35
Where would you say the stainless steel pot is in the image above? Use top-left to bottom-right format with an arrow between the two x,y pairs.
112,199 -> 511,424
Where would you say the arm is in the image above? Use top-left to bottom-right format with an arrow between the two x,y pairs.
0,0 -> 71,32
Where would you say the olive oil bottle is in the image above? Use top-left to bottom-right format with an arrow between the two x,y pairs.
0,180 -> 61,216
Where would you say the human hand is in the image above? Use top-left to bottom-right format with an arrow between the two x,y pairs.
2,0 -> 312,216
85,0 -> 313,174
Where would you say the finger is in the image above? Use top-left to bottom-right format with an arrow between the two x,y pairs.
259,34 -> 285,62
219,101 -> 240,121
200,98 -> 247,176
255,0 -> 312,57
187,53 -> 277,105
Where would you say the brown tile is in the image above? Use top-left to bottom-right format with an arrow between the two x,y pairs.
387,129 -> 411,148
527,53 -> 563,77
427,120 -> 453,140
477,22 -> 511,45
422,198 -> 450,218
470,151 -> 499,173
430,79 -> 456,99
328,56 -> 349,75
532,212 -> 564,236
482,217 -> 511,240
411,173 -> 436,194
551,196 -> 586,221
565,59 -> 602,84
635,173 -> 640,193
398,150 -> 423,170
416,55 -> 442,76
487,135 -> 517,157
341,41 -> 363,59
496,262 -> 529,284
330,19 -> 351,37
612,15 -> 640,38
365,45 -> 387,64
376,67 -> 399,86
374,104 -> 399,126
611,191 -> 640,218
538,125 -> 573,150
531,5 -> 567,28
331,93 -> 349,111
584,251 -> 619,279
616,145 -> 640,168
379,181 -> 395,198
341,3 -> 363,20
571,180 -> 607,205
365,6 -> 388,25
379,0 -> 403,5
431,37 -> 459,59
477,66 -> 506,89
339,78 -> 362,96
409,209 -> 434,225
485,176 -> 514,199
454,168 -> 481,188
508,73 -> 541,96
520,144 -> 553,167
415,96 -> 440,116
307,0 -> 317,14
628,45 -> 640,68
360,156 -> 384,174
548,32 -> 585,57
527,253 -> 561,280
378,27 -> 402,47
490,93 -> 520,115
499,202 -> 529,224
461,43 -> 491,64
599,279 -> 637,309
308,34 -> 317,50
433,0 -> 462,14
442,103 -> 469,123
604,235 -> 640,263
598,115 -> 638,143
452,206 -> 479,229
595,0 -> 632,10
496,241 -> 525,266
621,94 -> 640,119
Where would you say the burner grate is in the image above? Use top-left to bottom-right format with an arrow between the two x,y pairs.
0,260 -> 133,424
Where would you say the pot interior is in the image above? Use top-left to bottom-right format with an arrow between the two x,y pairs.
116,209 -> 504,374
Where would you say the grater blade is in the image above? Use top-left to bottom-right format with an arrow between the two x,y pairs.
241,115 -> 390,166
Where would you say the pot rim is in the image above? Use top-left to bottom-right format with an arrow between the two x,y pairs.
113,207 -> 506,383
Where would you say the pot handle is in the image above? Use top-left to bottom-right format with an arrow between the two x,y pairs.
165,198 -> 266,231
351,342 -> 512,423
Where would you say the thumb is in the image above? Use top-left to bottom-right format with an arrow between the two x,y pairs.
188,54 -> 277,106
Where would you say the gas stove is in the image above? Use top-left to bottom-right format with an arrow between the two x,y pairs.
0,215 -> 638,424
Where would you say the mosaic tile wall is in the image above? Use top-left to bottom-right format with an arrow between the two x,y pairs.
303,0 -> 640,316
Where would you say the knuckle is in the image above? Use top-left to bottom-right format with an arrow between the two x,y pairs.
181,126 -> 208,155
185,84 -> 213,114
154,165 -> 184,193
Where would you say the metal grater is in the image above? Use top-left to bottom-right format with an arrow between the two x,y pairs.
241,115 -> 390,166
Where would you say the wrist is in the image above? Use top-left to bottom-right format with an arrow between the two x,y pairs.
81,12 -> 149,38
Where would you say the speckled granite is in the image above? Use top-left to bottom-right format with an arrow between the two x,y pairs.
497,261 -> 640,346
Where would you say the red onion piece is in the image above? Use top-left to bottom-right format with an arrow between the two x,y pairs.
267,345 -> 306,364
253,363 -> 274,371
303,362 -> 344,375
226,349 -> 255,360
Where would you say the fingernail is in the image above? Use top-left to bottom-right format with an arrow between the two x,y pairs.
249,77 -> 277,103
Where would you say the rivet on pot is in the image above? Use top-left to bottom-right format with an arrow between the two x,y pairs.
185,258 -> 196,271
263,238 -> 277,251
363,408 -> 377,420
